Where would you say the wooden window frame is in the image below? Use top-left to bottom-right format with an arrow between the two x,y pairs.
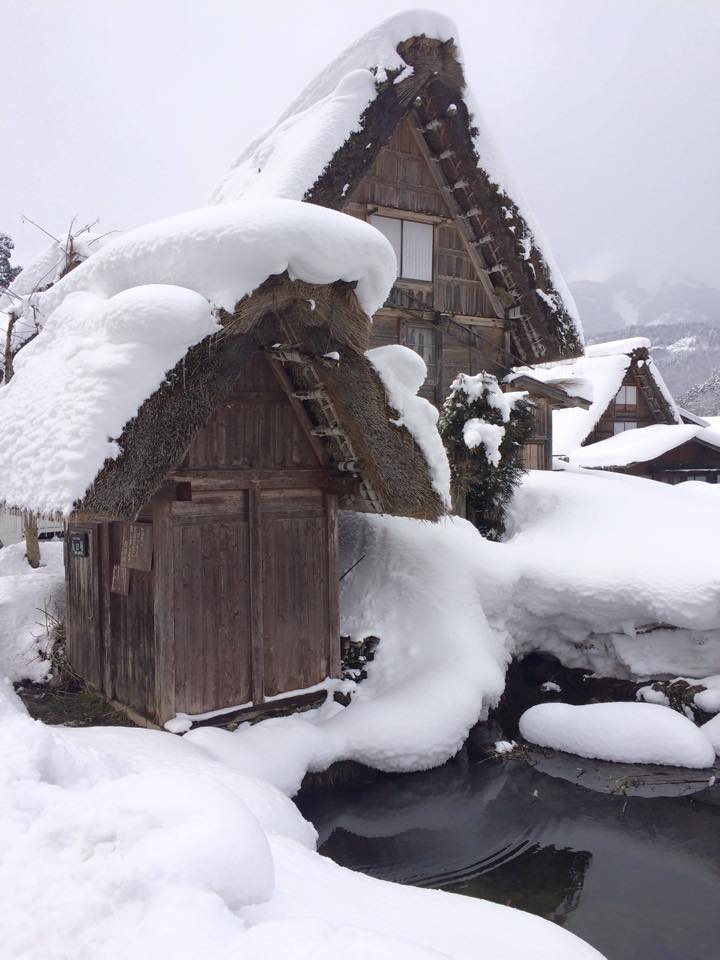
370,214 -> 434,282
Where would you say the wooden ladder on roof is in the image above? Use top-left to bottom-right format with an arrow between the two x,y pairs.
268,345 -> 384,513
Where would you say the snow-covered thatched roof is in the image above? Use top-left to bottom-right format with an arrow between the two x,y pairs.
569,423 -> 720,469
0,198 -> 446,521
509,337 -> 681,456
212,10 -> 583,363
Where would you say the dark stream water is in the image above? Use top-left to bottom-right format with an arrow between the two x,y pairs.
298,746 -> 720,959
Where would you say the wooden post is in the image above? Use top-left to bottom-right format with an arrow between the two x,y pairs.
153,492 -> 176,725
24,514 -> 40,569
248,482 -> 265,704
326,493 -> 340,678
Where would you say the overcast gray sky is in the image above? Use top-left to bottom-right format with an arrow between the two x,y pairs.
3,0 -> 719,288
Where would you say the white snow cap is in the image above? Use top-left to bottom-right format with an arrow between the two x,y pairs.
569,423 -> 720,469
211,11 -> 457,205
211,10 -> 582,346
367,345 -> 451,507
520,701 -> 716,769
0,198 -> 397,516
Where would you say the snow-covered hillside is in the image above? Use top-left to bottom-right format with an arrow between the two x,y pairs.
572,278 -> 720,399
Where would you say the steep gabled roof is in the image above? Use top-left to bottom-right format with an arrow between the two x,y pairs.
510,337 -> 681,456
212,11 -> 583,363
0,198 -> 446,521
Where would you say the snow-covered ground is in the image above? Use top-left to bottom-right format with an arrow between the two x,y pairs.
3,466 -> 720,957
0,678 -> 606,960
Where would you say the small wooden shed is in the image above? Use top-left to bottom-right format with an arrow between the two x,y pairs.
64,276 -> 443,725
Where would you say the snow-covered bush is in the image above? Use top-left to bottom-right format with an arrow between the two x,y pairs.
439,372 -> 534,539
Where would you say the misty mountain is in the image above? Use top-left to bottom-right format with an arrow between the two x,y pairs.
571,278 -> 720,401
679,370 -> 720,417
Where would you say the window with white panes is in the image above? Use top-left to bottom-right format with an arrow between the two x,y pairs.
615,385 -> 637,408
613,420 -> 638,435
404,325 -> 438,384
370,215 -> 433,282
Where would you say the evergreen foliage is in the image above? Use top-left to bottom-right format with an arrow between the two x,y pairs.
0,233 -> 22,290
439,372 -> 535,540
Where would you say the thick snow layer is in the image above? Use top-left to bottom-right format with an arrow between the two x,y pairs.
211,11 -> 582,345
463,418 -> 504,466
484,468 -> 720,667
585,337 -> 651,358
0,541 -> 64,682
568,423 -> 715,468
0,231 -> 112,355
36,199 -> 395,323
0,683 -> 605,960
212,11 -> 456,204
519,701 -> 716,768
367,345 -> 451,507
0,286 -> 218,517
702,714 -> 720,755
0,199 -> 396,516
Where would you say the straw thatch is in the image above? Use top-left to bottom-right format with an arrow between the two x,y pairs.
79,274 -> 444,522
304,35 -> 582,362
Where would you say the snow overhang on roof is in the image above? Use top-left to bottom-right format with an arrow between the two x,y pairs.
568,423 -> 720,469
0,198 -> 431,519
519,338 -> 682,456
211,10 -> 584,363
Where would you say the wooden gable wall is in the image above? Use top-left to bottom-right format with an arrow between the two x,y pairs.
344,116 -> 507,405
586,362 -> 675,445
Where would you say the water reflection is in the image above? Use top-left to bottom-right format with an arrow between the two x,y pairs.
298,750 -> 720,960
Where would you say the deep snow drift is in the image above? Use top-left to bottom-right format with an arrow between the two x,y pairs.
0,681 -> 606,960
519,701 -> 716,769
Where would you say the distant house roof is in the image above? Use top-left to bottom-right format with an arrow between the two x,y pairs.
503,372 -> 591,410
0,198 -> 446,521
678,407 -> 710,427
509,338 -> 681,456
212,11 -> 583,363
568,423 -> 720,470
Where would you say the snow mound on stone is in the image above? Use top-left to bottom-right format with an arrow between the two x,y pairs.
519,701 -> 716,768
701,714 -> 720,755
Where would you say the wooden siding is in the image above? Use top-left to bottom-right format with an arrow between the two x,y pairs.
65,353 -> 342,724
65,523 -> 103,690
586,364 -> 673,444
349,116 -> 506,406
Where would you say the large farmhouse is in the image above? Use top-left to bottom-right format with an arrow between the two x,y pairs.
0,13 -> 586,725
213,15 -> 584,407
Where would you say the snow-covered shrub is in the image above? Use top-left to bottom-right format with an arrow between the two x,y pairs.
439,372 -> 534,539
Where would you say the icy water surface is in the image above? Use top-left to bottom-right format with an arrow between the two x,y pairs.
298,748 -> 720,960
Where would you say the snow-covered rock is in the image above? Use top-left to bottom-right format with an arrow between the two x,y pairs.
519,701 -> 716,768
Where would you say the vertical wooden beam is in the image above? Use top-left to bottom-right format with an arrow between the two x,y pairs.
248,482 -> 265,704
326,493 -> 340,678
153,492 -> 175,725
99,522 -> 113,698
